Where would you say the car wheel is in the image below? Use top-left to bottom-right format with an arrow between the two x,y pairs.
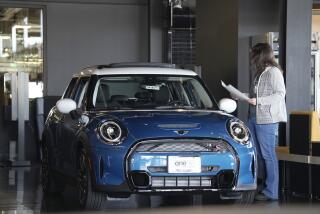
41,137 -> 65,195
78,148 -> 106,210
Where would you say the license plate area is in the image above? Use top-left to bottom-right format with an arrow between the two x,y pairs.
168,156 -> 201,174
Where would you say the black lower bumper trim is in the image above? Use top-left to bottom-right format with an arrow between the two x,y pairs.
93,183 -> 131,193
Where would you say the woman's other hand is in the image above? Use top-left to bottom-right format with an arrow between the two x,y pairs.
248,98 -> 256,106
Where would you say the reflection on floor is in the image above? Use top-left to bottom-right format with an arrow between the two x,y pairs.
0,166 -> 319,213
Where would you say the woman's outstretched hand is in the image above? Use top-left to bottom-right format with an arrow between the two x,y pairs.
248,98 -> 257,106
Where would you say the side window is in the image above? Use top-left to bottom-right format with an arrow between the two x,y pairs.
73,77 -> 90,108
62,77 -> 78,99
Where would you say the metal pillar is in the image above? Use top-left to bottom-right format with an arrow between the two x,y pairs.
12,72 -> 30,167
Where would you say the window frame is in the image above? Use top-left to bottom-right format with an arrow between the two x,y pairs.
72,76 -> 90,109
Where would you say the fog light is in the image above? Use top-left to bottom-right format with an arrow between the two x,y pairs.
130,171 -> 150,188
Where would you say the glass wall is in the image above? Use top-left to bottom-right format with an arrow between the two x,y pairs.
0,7 -> 43,98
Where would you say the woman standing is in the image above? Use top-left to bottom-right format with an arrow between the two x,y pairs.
247,43 -> 287,201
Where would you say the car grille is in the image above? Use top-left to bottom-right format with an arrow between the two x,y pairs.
130,171 -> 236,190
151,176 -> 214,188
128,139 -> 238,191
134,139 -> 230,153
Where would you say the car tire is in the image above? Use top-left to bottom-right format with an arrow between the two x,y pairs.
41,137 -> 65,195
78,148 -> 106,210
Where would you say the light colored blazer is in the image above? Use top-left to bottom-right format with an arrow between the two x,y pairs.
256,66 -> 287,124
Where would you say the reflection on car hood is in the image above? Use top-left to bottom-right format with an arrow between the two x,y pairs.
89,110 -> 234,141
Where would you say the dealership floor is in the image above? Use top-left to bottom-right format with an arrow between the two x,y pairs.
0,166 -> 319,213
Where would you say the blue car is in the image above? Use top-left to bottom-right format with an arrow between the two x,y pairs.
42,63 -> 257,209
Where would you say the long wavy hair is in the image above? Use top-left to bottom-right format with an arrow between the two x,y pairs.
250,43 -> 282,74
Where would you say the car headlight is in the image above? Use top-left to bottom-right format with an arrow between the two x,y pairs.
99,121 -> 124,144
227,119 -> 250,144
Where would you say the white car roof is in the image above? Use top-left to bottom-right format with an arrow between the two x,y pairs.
75,67 -> 198,77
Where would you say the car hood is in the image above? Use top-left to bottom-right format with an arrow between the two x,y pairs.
88,110 -> 234,141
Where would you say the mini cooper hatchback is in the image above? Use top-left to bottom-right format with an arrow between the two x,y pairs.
42,63 -> 257,209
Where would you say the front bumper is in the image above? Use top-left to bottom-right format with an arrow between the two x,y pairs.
128,139 -> 241,192
90,138 -> 256,193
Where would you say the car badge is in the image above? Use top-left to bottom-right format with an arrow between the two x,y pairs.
174,130 -> 189,135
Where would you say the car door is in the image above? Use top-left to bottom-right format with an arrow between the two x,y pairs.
59,76 -> 90,175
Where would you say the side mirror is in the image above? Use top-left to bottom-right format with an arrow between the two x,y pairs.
70,109 -> 82,120
56,98 -> 77,114
218,98 -> 237,113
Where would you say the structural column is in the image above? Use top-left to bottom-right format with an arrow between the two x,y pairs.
285,0 -> 313,144
196,0 -> 239,101
148,0 -> 164,62
285,0 -> 313,112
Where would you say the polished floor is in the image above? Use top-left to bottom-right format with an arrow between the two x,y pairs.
0,166 -> 319,214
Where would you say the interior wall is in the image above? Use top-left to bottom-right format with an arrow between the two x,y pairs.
196,0 -> 239,102
149,0 -> 164,62
0,0 -> 147,5
45,2 -> 149,96
237,0 -> 280,121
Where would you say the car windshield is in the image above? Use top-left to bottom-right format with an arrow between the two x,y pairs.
91,75 -> 216,110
